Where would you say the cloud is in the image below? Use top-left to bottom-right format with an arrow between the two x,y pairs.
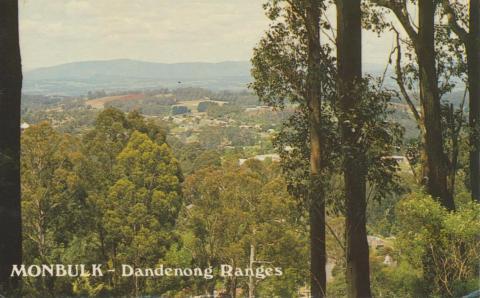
20,0 -> 273,68
19,0 -> 391,70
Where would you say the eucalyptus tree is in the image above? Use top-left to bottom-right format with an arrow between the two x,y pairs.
370,0 -> 456,211
336,0 -> 372,296
251,1 -> 328,296
181,161 -> 309,297
0,0 -> 22,292
441,0 -> 480,201
253,2 -> 403,297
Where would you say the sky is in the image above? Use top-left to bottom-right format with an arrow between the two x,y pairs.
19,0 -> 393,70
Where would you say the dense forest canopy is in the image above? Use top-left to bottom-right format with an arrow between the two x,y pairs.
0,0 -> 478,297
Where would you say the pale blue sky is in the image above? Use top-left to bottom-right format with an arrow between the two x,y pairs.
19,0 -> 393,70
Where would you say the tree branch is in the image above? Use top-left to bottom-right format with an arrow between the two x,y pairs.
322,11 -> 337,45
325,220 -> 345,253
285,0 -> 307,24
441,0 -> 469,43
392,28 -> 423,126
371,0 -> 419,43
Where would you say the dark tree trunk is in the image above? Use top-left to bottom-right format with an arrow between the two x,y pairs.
305,1 -> 326,297
336,1 -> 372,297
0,0 -> 23,292
468,0 -> 480,201
416,0 -> 455,210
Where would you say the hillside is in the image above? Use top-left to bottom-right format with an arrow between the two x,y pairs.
23,59 -> 252,95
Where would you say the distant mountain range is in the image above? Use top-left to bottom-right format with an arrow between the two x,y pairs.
23,59 -> 253,96
23,59 -> 405,96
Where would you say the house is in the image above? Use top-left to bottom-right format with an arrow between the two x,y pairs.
367,235 -> 386,250
383,255 -> 395,266
21,122 -> 30,132
238,154 -> 280,165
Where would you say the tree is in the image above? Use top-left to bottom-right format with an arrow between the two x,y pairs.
253,2 -> 402,296
371,0 -> 455,211
99,131 -> 182,296
182,166 -> 247,296
198,128 -> 224,149
17,110 -> 182,296
81,110 -> 180,296
441,0 -> 480,202
82,108 -> 169,193
305,1 -> 327,296
336,1 -> 372,296
251,1 -> 327,296
21,123 -> 90,296
192,150 -> 221,171
468,0 -> 480,202
169,141 -> 205,175
205,103 -> 242,119
0,0 -> 22,292
395,194 -> 480,296
181,161 -> 308,297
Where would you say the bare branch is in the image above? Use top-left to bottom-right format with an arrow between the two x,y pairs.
379,36 -> 396,88
371,0 -> 419,43
322,12 -> 337,45
392,28 -> 423,126
325,220 -> 345,253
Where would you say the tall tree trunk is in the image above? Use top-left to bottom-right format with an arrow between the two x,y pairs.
416,1 -> 456,293
416,0 -> 455,210
230,275 -> 237,298
336,1 -> 372,297
0,0 -> 23,292
305,1 -> 326,297
468,0 -> 480,201
248,244 -> 255,298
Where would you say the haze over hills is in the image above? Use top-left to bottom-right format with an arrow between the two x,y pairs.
23,59 -> 253,95
24,58 -> 456,98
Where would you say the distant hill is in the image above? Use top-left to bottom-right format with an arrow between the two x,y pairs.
24,59 -> 443,97
23,59 -> 253,95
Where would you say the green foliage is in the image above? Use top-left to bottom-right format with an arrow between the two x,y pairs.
172,87 -> 214,101
105,96 -> 176,117
21,122 -> 90,296
21,96 -> 98,134
169,141 -> 205,175
20,109 -> 183,297
100,131 -> 181,272
205,103 -> 242,118
17,3 -> 478,296
370,259 -> 424,298
330,193 -> 480,298
180,161 -> 309,296
394,193 -> 480,297
191,150 -> 221,171
197,127 -> 225,150
72,275 -> 108,297
251,0 -> 403,215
